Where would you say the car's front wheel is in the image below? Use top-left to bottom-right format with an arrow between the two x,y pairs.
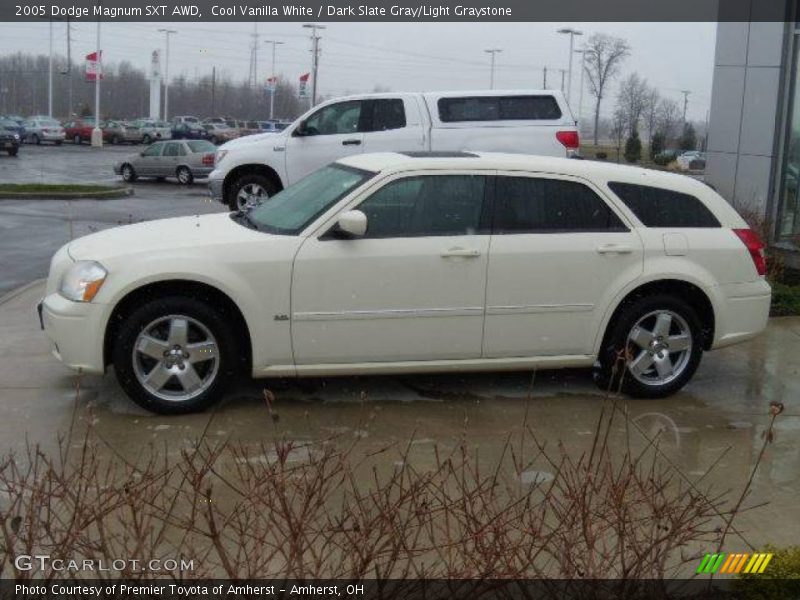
112,296 -> 238,414
595,294 -> 703,398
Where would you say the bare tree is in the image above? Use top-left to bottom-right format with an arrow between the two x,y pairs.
616,73 -> 649,138
642,86 -> 660,143
656,97 -> 681,144
583,33 -> 631,145
611,106 -> 626,162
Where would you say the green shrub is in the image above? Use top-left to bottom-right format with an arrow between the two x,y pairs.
595,151 -> 608,160
733,545 -> 800,599
679,123 -> 697,151
624,131 -> 642,163
770,282 -> 800,316
650,131 -> 665,161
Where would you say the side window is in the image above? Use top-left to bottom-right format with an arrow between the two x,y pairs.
608,182 -> 720,228
143,144 -> 163,157
437,95 -> 562,122
163,143 -> 181,157
357,175 -> 487,238
366,99 -> 406,132
494,177 -> 627,233
304,101 -> 362,136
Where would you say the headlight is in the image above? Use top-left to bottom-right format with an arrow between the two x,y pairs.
13,133 -> 19,140
59,261 -> 107,302
215,149 -> 228,166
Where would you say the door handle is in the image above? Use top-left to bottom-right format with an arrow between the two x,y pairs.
596,244 -> 633,255
441,247 -> 481,258
342,139 -> 362,146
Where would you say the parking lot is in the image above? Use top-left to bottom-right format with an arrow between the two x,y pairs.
1,143 -> 800,561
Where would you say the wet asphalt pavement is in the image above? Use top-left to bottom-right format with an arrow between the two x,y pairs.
0,143 -> 225,295
1,142 -> 800,565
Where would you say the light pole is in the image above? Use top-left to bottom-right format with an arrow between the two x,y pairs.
90,8 -> 102,147
575,47 -> 586,126
302,23 -> 326,107
484,48 -> 502,90
48,19 -> 53,117
158,29 -> 177,121
557,27 -> 583,106
264,40 -> 284,120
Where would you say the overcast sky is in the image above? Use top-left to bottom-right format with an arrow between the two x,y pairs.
0,21 -> 715,121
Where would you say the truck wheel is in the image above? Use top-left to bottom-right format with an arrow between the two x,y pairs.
230,173 -> 277,211
594,294 -> 703,398
176,166 -> 193,185
112,295 -> 239,414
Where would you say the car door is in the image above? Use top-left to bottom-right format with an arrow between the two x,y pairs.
162,142 -> 183,177
137,143 -> 164,176
483,173 -> 644,358
360,98 -> 426,153
291,171 -> 492,365
284,100 -> 366,184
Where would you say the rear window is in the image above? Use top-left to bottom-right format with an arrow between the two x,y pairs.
187,140 -> 215,153
437,95 -> 562,123
608,182 -> 720,228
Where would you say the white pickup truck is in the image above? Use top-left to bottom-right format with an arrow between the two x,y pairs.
208,89 -> 579,211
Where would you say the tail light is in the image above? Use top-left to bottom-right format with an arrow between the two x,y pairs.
556,130 -> 579,150
202,154 -> 214,166
733,228 -> 767,276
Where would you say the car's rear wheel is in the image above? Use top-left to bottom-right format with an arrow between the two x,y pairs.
112,296 -> 238,414
176,166 -> 193,185
143,134 -> 152,145
594,294 -> 703,398
230,173 -> 277,211
121,163 -> 137,182
32,134 -> 40,145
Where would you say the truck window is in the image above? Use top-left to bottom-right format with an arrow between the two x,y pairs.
304,101 -> 362,136
437,95 -> 562,122
608,182 -> 720,228
365,99 -> 406,132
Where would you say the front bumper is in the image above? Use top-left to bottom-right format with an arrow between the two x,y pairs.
38,293 -> 106,374
208,175 -> 225,203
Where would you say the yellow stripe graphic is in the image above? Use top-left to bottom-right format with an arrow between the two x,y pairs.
757,553 -> 773,573
744,554 -> 763,573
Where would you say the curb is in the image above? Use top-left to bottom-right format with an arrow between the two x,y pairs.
0,279 -> 45,307
0,187 -> 134,200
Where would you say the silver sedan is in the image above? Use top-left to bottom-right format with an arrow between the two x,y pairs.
113,140 -> 217,185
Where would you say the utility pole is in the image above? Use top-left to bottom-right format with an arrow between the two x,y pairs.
211,65 -> 216,115
575,47 -> 586,126
484,48 -> 502,90
543,66 -> 547,88
158,28 -> 177,120
248,23 -> 260,87
302,23 -> 325,107
48,19 -> 53,117
559,69 -> 566,93
557,27 -> 583,105
680,89 -> 691,129
265,40 -> 284,120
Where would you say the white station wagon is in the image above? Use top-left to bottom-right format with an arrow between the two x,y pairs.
39,152 -> 771,414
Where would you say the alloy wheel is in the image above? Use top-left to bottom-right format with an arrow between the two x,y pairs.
236,183 -> 268,211
626,310 -> 692,386
132,315 -> 220,402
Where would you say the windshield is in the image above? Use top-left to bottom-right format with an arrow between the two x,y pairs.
248,164 -> 374,235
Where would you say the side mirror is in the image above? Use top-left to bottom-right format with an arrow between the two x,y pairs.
293,121 -> 308,137
337,210 -> 367,237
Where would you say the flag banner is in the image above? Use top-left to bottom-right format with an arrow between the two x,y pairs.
298,72 -> 310,98
85,51 -> 103,81
266,76 -> 277,93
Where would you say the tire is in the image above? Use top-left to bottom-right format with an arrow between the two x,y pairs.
111,135 -> 119,145
176,166 -> 193,185
7,147 -> 18,157
32,134 -> 40,145
55,140 -> 62,146
73,134 -> 82,145
121,163 -> 137,182
594,294 -> 703,398
228,172 -> 278,211
143,134 -> 152,145
112,295 -> 239,414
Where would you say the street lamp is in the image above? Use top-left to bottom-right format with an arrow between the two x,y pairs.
484,48 -> 502,90
574,47 -> 586,126
264,40 -> 284,120
302,24 -> 326,106
158,29 -> 177,121
557,27 -> 583,106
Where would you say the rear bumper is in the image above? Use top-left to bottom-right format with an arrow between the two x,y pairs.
39,293 -> 106,374
712,280 -> 771,349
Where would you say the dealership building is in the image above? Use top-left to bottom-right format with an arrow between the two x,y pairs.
706,10 -> 800,267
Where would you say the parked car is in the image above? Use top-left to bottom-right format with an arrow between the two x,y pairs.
102,120 -> 143,144
63,119 -> 96,144
205,122 -> 237,145
0,118 -> 21,156
133,119 -> 172,144
677,151 -> 706,171
23,118 -> 65,145
113,139 -> 216,184
40,152 -> 770,414
172,122 -> 211,141
209,89 -> 580,211
1,115 -> 26,141
172,115 -> 201,126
